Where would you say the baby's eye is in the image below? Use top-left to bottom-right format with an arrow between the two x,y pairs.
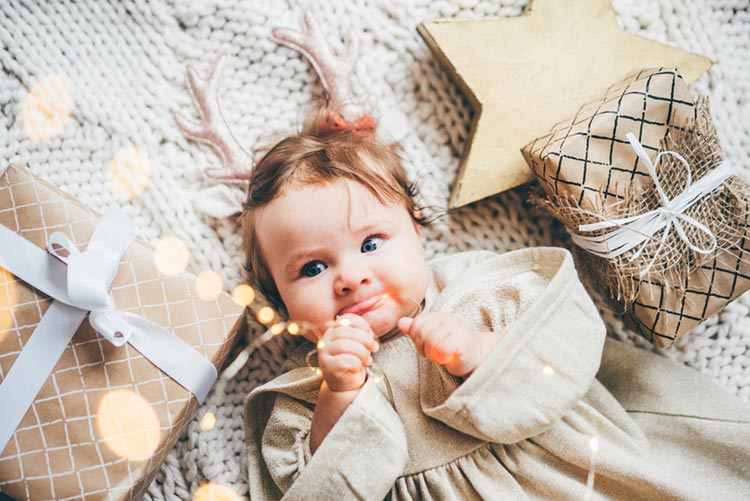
361,236 -> 385,253
301,261 -> 327,277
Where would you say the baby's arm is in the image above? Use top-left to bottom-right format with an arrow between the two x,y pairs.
311,313 -> 378,451
398,313 -> 503,377
415,248 -> 606,444
249,368 -> 408,500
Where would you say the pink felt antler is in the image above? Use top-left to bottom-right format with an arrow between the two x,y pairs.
174,55 -> 253,184
271,10 -> 368,122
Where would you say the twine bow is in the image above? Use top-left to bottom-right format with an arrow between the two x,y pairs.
571,132 -> 733,277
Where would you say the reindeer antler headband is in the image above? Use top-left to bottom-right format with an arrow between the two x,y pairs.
271,11 -> 371,125
175,10 -> 374,187
174,56 -> 254,185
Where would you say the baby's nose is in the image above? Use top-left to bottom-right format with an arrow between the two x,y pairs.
335,263 -> 371,295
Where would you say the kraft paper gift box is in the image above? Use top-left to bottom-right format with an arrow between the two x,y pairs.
522,68 -> 750,348
0,164 -> 245,500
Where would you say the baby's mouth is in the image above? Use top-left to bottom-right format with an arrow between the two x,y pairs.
337,295 -> 384,317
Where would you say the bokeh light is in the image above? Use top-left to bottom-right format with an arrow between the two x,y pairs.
194,483 -> 242,501
0,265 -> 16,337
589,436 -> 599,452
154,236 -> 190,275
97,390 -> 161,460
231,283 -> 255,307
196,270 -> 223,301
199,412 -> 216,432
542,365 -> 555,376
287,322 -> 300,335
22,73 -> 73,141
270,323 -> 284,335
257,306 -> 274,324
107,146 -> 151,200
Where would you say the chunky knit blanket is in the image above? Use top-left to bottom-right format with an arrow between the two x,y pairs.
1,1 -> 748,499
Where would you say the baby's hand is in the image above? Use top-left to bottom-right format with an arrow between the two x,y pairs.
317,314 -> 379,393
398,312 -> 480,377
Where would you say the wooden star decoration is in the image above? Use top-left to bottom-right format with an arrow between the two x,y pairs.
418,0 -> 712,208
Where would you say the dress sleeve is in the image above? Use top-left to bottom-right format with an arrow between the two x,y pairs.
420,248 -> 606,444
245,370 -> 408,500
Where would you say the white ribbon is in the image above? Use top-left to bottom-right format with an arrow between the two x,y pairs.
571,132 -> 733,277
0,208 -> 218,453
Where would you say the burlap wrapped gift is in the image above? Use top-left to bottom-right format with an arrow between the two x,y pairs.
0,165 -> 245,500
522,68 -> 750,348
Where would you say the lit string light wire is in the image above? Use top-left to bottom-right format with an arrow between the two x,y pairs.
219,294 -> 422,409
542,363 -> 599,498
583,435 -> 599,501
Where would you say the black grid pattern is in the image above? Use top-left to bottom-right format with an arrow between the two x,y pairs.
523,68 -> 750,347
523,68 -> 696,210
629,207 -> 750,346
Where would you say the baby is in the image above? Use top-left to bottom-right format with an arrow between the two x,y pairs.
240,107 -> 750,500
241,107 -> 504,454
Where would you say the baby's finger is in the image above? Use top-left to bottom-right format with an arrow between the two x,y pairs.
325,353 -> 367,374
323,325 -> 379,353
423,327 -> 454,363
407,314 -> 444,352
335,313 -> 373,334
397,317 -> 414,334
438,336 -> 478,376
413,313 -> 445,337
323,338 -> 373,366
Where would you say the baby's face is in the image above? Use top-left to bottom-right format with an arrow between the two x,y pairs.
255,179 -> 429,340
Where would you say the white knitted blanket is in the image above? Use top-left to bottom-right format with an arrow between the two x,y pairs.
1,1 -> 748,499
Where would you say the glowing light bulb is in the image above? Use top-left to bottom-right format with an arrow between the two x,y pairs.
339,318 -> 351,327
317,340 -> 325,349
583,435 -> 599,501
231,283 -> 255,306
97,390 -> 161,460
270,323 -> 284,335
543,365 -> 555,375
196,270 -> 223,301
154,236 -> 190,276
22,73 -> 73,141
589,436 -> 599,452
107,146 -> 151,200
257,306 -> 274,324
199,412 -> 216,431
287,322 -> 300,335
194,482 -> 242,501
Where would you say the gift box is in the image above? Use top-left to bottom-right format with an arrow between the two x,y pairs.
522,68 -> 750,348
0,165 -> 245,500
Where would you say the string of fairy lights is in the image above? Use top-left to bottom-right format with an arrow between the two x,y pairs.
5,70 -> 602,500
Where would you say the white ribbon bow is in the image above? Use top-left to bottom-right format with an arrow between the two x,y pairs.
47,209 -> 138,346
0,208 -> 218,453
571,132 -> 733,277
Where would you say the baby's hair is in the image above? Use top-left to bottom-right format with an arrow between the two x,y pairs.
240,105 -> 429,314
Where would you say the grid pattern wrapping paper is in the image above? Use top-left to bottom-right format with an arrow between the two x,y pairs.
0,165 -> 245,500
